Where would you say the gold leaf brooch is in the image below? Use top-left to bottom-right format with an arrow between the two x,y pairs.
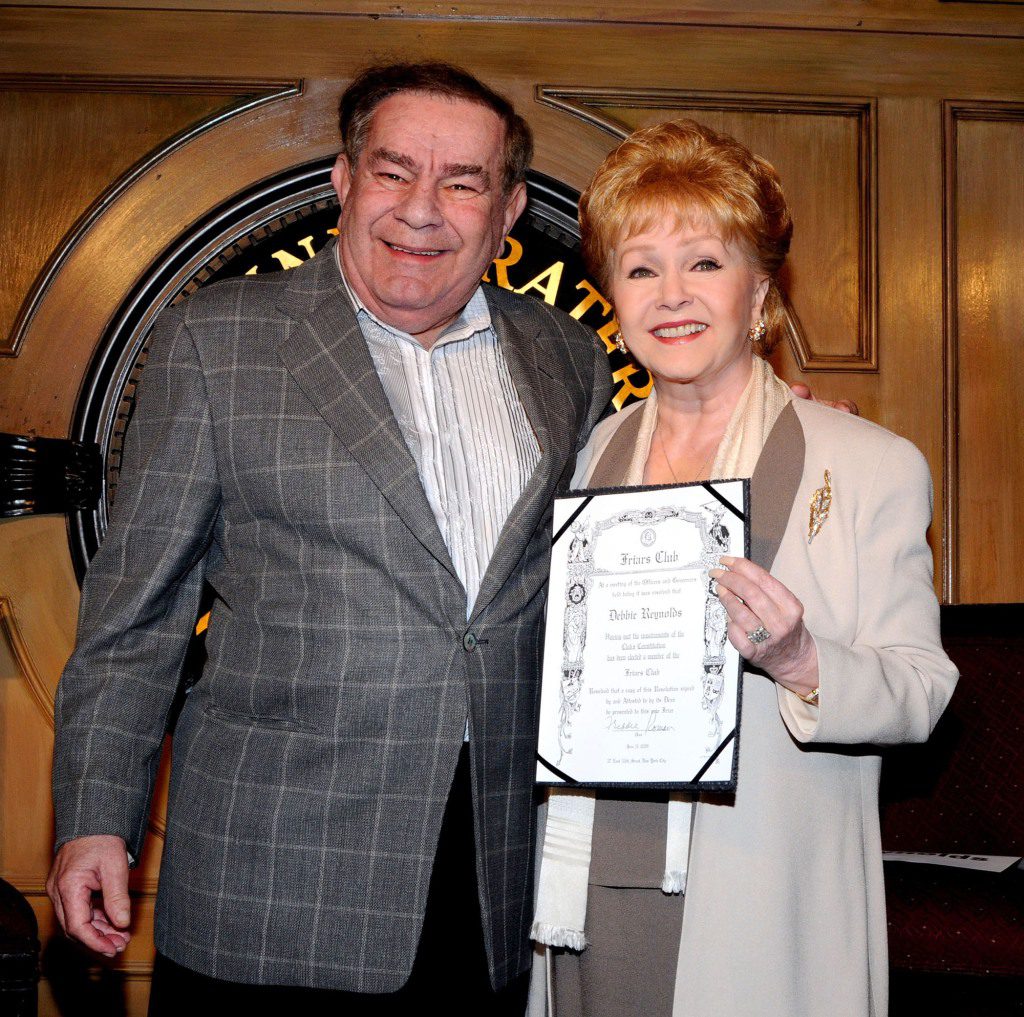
808,469 -> 832,543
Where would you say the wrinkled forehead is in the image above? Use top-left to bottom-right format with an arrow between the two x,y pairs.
367,91 -> 505,153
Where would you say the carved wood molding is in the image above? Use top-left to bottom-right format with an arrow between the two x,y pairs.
0,73 -> 296,95
1,75 -> 302,358
0,594 -> 54,730
536,86 -> 878,372
941,99 -> 1024,602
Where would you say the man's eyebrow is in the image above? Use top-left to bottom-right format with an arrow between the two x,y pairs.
370,147 -> 418,171
368,150 -> 488,188
441,163 -> 489,186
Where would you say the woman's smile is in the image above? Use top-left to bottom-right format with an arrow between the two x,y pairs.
650,320 -> 709,342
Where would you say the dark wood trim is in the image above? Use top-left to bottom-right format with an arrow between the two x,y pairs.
0,73 -> 297,94
939,601 -> 1024,638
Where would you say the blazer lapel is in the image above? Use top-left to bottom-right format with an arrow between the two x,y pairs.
468,301 -> 566,622
749,401 -> 805,573
275,248 -> 458,579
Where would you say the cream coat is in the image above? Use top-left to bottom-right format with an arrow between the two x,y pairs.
561,394 -> 959,1017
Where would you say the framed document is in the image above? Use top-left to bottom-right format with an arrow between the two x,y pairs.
536,479 -> 748,791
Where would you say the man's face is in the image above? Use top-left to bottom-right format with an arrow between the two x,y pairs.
331,92 -> 527,348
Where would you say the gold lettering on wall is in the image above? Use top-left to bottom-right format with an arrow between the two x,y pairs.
611,363 -> 653,408
516,261 -> 565,304
482,235 -> 524,288
569,280 -> 611,321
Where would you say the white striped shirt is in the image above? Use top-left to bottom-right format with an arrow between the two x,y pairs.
336,250 -> 541,620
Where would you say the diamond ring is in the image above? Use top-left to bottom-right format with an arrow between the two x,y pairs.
747,625 -> 771,644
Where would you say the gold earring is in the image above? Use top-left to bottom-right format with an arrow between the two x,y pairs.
747,319 -> 767,344
613,332 -> 628,355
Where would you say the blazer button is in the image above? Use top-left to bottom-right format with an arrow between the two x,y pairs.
463,631 -> 478,651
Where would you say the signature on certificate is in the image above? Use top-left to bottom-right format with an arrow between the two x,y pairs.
606,710 -> 675,734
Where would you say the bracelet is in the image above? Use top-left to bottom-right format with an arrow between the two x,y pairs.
796,686 -> 820,705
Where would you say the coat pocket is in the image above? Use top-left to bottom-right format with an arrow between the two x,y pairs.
199,701 -> 315,733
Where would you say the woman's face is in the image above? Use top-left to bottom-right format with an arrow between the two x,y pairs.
610,219 -> 768,391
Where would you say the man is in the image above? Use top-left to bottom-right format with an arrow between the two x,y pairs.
48,62 -> 611,1013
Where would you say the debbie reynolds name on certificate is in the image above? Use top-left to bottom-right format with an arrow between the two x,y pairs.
535,479 -> 748,791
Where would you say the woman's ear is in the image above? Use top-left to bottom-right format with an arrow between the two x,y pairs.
751,275 -> 771,322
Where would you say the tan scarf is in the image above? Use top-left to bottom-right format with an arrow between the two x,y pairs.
532,356 -> 793,951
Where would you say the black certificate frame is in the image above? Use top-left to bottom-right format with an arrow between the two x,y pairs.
535,477 -> 751,793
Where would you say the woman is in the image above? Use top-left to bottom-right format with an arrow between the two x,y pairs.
531,120 -> 958,1017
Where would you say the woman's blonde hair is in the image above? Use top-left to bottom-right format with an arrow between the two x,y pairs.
579,119 -> 793,355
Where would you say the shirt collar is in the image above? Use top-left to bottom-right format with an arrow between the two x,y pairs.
334,242 -> 492,349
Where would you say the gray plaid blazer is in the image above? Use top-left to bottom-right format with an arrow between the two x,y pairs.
52,242 -> 612,991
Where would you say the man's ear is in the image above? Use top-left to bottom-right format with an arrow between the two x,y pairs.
331,153 -> 353,206
502,180 -> 528,237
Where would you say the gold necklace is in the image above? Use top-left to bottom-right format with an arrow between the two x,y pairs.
656,427 -> 718,484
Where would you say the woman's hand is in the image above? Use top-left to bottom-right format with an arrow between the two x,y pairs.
709,555 -> 820,700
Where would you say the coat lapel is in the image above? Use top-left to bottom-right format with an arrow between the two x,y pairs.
587,406 -> 646,489
749,401 -> 805,573
468,300 -> 567,622
275,247 -> 458,579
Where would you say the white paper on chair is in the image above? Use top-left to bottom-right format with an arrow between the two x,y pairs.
882,851 -> 1022,872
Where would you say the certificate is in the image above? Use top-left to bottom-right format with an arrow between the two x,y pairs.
536,479 -> 748,791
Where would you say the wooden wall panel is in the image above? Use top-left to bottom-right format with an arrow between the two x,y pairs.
0,79 -> 303,438
947,107 -> 1024,603
872,95 -> 946,536
0,86 -> 235,355
538,89 -> 876,373
3,9 -> 1024,97
0,513 -> 169,1011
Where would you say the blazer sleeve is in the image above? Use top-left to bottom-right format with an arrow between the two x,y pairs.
52,305 -> 221,859
779,434 -> 958,746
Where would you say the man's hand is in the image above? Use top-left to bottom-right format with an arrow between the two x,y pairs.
789,382 -> 859,415
46,834 -> 132,957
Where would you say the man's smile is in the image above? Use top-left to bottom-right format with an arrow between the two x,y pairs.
383,240 -> 445,257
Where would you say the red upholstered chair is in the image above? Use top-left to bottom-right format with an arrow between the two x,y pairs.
881,604 -> 1024,1014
